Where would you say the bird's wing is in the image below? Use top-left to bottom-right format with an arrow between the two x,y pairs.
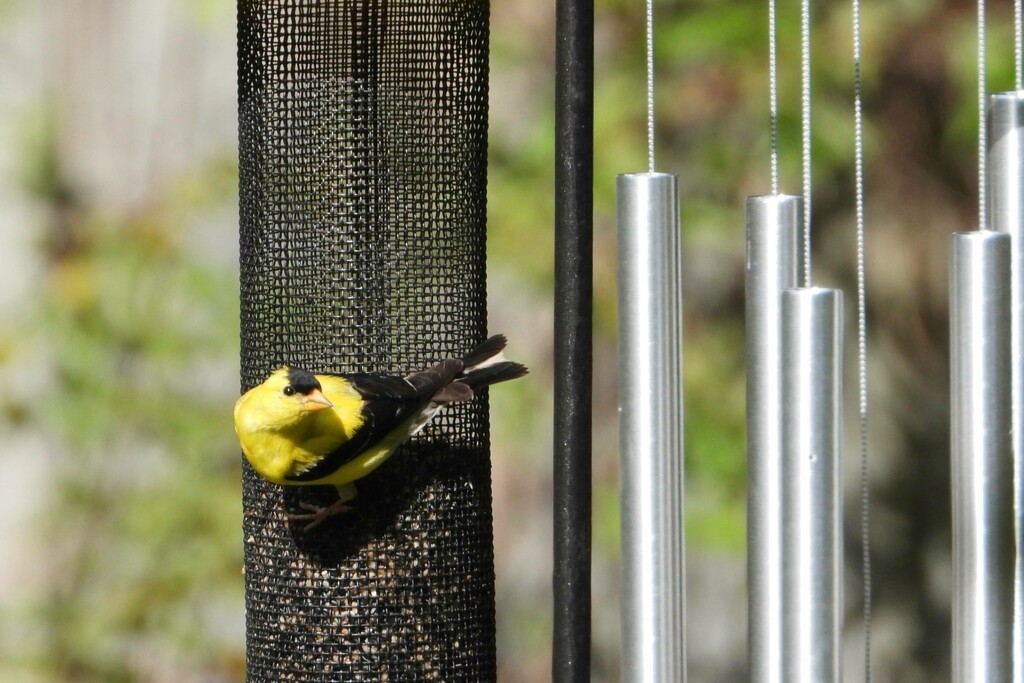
285,360 -> 463,482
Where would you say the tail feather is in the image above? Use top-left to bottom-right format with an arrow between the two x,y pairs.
457,359 -> 528,392
406,359 -> 464,394
432,381 -> 474,403
460,334 -> 508,369
427,334 -> 528,402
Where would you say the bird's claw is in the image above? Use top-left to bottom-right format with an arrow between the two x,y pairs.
287,500 -> 354,531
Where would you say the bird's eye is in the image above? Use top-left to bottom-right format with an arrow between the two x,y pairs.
283,386 -> 295,396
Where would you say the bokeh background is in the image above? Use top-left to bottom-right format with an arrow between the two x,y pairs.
0,0 -> 1012,681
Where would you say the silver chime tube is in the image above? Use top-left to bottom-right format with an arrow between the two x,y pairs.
745,195 -> 803,683
780,288 -> 843,683
988,91 -> 1024,683
951,231 -> 1015,683
617,172 -> 686,682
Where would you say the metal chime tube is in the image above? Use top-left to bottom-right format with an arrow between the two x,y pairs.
988,92 -> 1024,682
745,195 -> 803,683
780,288 -> 843,683
951,231 -> 1015,683
618,172 -> 686,682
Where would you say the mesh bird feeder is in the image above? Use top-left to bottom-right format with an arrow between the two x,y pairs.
237,1 -> 495,679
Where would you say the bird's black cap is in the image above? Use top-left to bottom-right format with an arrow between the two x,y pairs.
287,367 -> 322,394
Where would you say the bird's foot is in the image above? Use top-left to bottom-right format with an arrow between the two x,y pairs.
287,499 -> 353,532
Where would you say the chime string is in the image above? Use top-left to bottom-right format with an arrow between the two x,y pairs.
646,0 -> 655,173
852,0 -> 872,679
1016,0 -> 1022,91
770,0 -> 779,194
979,0 -> 988,230
801,0 -> 812,285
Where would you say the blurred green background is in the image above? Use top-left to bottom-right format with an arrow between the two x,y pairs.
0,0 -> 1011,681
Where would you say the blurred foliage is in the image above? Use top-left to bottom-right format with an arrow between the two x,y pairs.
0,102 -> 244,679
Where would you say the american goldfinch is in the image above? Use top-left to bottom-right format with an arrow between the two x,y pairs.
234,334 -> 527,529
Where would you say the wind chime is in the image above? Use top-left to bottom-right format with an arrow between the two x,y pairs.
949,2 -> 1019,681
616,0 -> 686,680
745,0 -> 857,681
616,0 -> 1024,680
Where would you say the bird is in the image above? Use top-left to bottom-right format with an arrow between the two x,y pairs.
234,334 -> 528,530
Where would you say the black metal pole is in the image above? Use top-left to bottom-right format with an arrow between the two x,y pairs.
553,0 -> 593,680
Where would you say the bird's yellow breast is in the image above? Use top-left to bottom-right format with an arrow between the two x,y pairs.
234,374 -> 366,485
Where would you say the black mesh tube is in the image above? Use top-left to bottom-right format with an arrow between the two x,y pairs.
237,2 -> 494,680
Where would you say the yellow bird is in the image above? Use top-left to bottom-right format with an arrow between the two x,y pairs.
234,335 -> 527,529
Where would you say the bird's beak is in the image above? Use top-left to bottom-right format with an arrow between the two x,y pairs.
303,389 -> 333,411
